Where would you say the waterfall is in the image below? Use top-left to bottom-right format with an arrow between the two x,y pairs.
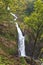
10,13 -> 17,21
15,23 -> 26,57
7,6 -> 26,57
7,6 -> 17,21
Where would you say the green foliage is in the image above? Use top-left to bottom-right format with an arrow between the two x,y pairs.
20,57 -> 26,65
41,48 -> 43,53
24,0 -> 43,41
0,55 -> 15,65
0,41 -> 17,55
8,45 -> 17,55
0,55 -> 27,65
0,0 -> 43,65
24,0 -> 43,61
40,58 -> 43,62
34,0 -> 43,13
0,0 -> 35,22
0,0 -> 29,22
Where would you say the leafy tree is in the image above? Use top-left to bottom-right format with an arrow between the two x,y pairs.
24,0 -> 43,65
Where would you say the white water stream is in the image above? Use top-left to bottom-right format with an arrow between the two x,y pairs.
7,6 -> 26,57
15,22 -> 26,57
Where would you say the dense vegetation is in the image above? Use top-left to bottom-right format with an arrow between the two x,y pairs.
0,0 -> 43,65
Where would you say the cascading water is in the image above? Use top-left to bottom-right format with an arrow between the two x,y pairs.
7,7 -> 17,21
7,6 -> 26,57
10,12 -> 17,21
15,23 -> 26,57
